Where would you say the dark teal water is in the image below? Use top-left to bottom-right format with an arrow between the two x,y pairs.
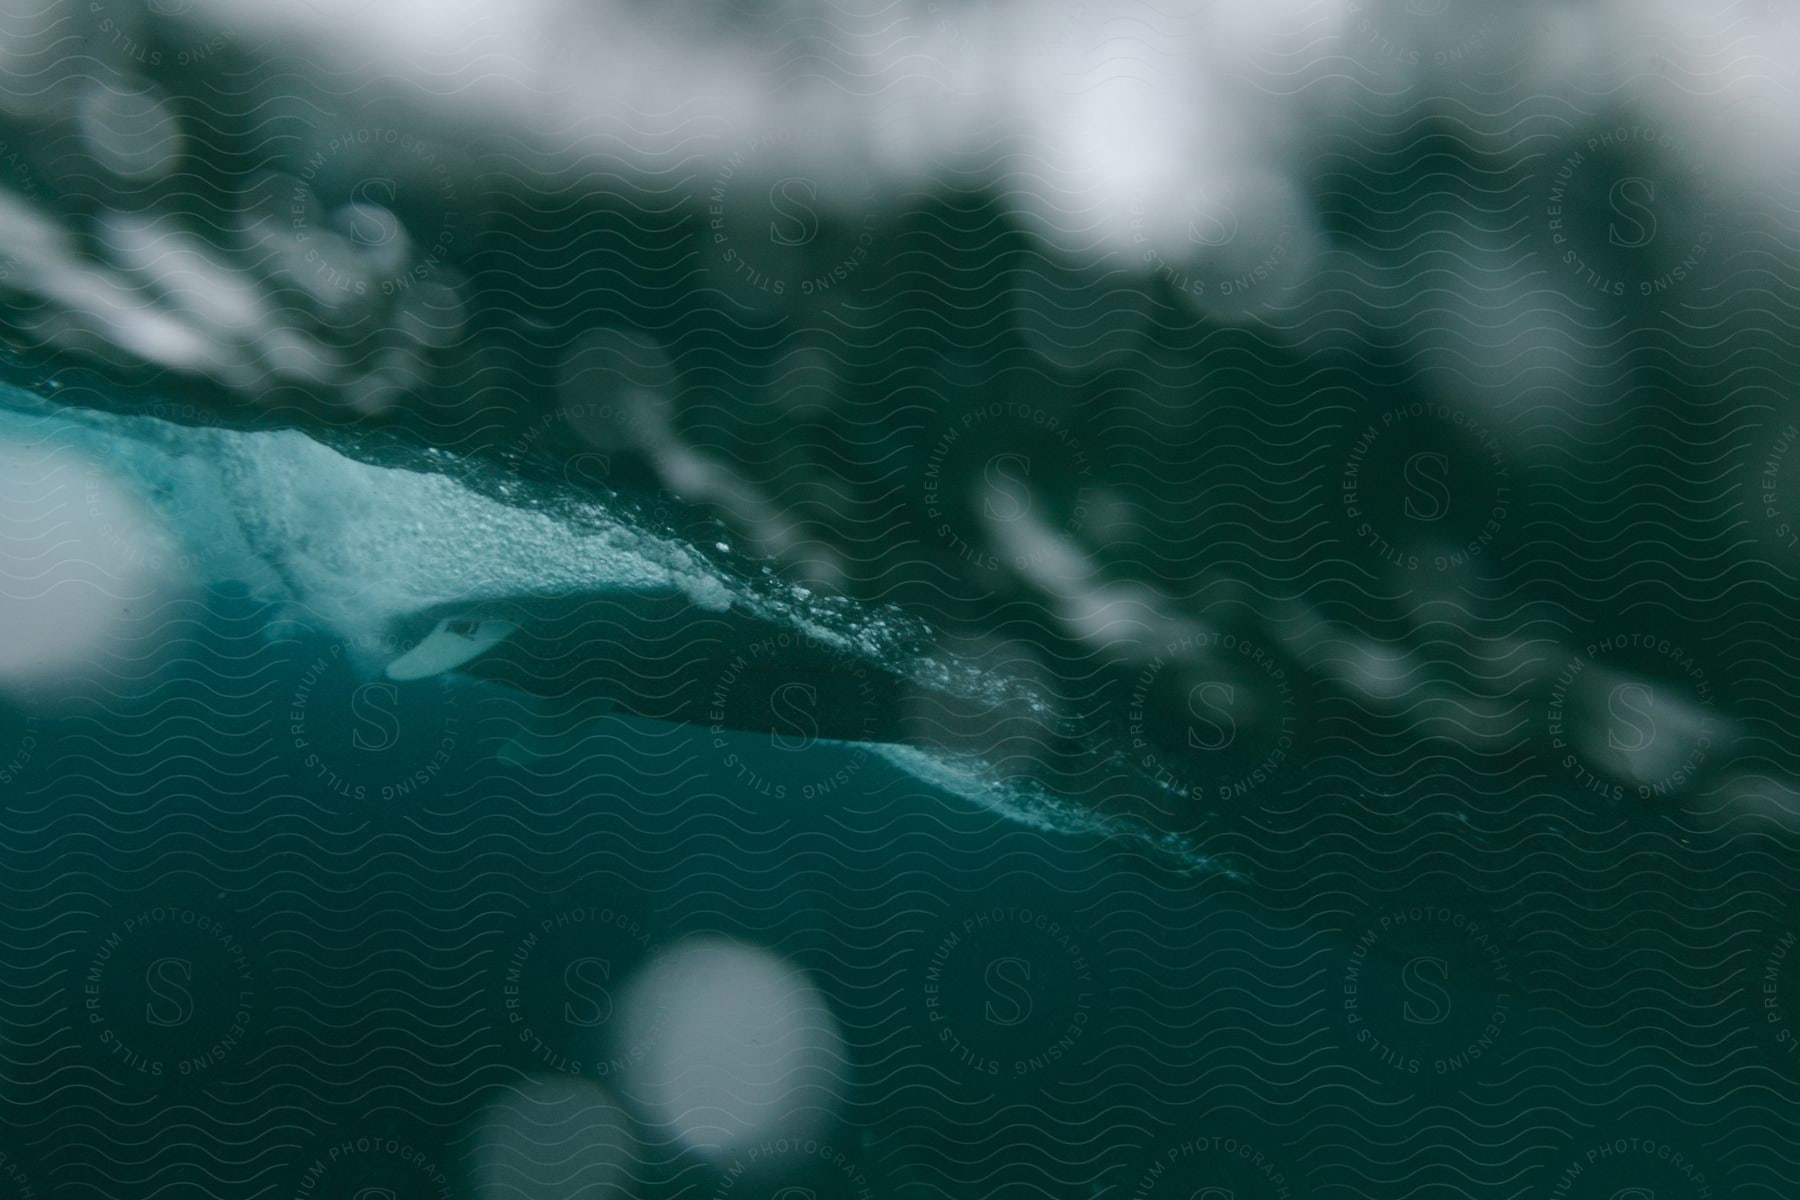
2,2 -> 1799,1197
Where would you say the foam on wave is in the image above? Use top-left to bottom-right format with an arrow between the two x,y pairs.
0,381 -> 1210,868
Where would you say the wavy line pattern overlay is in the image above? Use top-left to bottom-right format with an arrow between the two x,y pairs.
1,1 -> 1798,1197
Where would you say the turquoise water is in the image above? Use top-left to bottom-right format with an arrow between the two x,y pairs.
0,364 -> 1788,1198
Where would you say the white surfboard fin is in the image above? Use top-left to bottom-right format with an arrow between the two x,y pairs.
386,617 -> 518,681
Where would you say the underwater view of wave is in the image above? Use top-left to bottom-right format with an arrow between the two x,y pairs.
3,0 -> 1800,1197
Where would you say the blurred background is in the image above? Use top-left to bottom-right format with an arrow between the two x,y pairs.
2,0 -> 1800,1196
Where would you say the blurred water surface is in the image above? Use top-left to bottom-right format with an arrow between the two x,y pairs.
2,1 -> 1800,1197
